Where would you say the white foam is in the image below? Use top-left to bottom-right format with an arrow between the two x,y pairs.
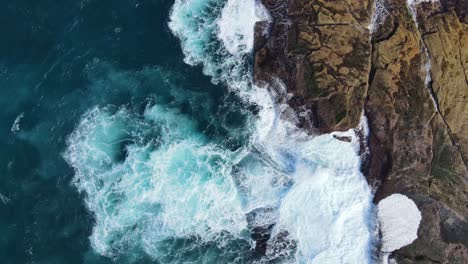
11,112 -> 24,132
218,0 -> 270,56
423,50 -> 439,111
257,106 -> 375,263
168,0 -> 224,77
171,0 -> 377,262
0,193 -> 10,204
66,0 -> 378,261
406,0 -> 440,24
407,0 -> 438,5
359,113 -> 370,138
378,193 -> 422,263
64,106 -> 249,258
369,0 -> 389,33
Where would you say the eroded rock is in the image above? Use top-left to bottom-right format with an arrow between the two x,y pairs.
254,0 -> 373,133
254,0 -> 468,263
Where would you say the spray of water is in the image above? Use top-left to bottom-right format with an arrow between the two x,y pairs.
65,0 -> 377,263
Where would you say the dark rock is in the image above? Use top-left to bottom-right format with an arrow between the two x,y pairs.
246,207 -> 277,255
333,135 -> 352,143
254,0 -> 373,133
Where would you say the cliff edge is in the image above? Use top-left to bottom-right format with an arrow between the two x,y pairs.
254,0 -> 468,262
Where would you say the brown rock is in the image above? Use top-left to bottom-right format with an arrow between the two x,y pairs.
365,0 -> 468,262
394,195 -> 468,263
254,0 -> 468,262
254,0 -> 373,133
417,2 -> 468,165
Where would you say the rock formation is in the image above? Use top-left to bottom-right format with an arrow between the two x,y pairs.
254,0 -> 468,262
254,0 -> 374,133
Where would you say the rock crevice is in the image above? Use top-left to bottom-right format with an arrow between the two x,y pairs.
254,0 -> 468,262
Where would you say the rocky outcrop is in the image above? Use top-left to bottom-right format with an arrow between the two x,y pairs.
254,0 -> 468,263
414,0 -> 468,164
254,0 -> 374,133
369,1 -> 468,262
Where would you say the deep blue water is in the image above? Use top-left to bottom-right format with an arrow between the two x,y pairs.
0,1 -> 247,263
1,0 -> 377,263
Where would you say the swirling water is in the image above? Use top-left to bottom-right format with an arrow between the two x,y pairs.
1,0 -> 376,263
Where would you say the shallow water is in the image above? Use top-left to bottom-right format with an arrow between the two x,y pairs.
1,0 -> 376,263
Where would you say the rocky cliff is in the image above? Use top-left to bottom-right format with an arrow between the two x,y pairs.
255,0 -> 374,133
254,0 -> 468,263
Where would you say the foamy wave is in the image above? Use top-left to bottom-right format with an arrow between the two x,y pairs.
66,0 -> 377,262
218,0 -> 270,56
250,84 -> 375,262
378,194 -> 422,264
64,105 -> 248,258
273,133 -> 374,263
170,0 -> 376,262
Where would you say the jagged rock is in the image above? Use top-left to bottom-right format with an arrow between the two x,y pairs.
254,0 -> 373,133
366,0 -> 468,262
254,0 -> 468,263
392,195 -> 468,263
365,0 -> 436,192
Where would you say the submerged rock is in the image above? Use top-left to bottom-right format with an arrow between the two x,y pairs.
246,207 -> 277,255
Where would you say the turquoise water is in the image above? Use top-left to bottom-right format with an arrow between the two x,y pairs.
0,0 -> 247,263
1,0 -> 376,263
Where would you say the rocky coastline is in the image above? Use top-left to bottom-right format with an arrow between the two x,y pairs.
254,0 -> 468,262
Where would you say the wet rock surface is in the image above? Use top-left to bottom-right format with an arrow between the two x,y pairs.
254,0 -> 468,262
246,207 -> 276,255
254,0 -> 373,133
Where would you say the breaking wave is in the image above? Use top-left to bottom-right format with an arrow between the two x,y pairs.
65,0 -> 376,263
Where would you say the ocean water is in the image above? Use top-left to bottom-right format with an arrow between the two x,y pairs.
1,0 -> 376,263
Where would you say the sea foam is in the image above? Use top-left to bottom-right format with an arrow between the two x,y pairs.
65,0 -> 377,263
218,0 -> 270,55
170,0 -> 376,262
64,105 -> 248,259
